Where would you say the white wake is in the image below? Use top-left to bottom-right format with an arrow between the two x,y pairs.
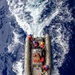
6,0 -> 61,37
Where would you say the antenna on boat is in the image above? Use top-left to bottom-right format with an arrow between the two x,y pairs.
33,32 -> 34,38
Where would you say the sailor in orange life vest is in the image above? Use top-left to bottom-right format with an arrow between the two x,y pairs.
33,53 -> 44,63
38,65 -> 49,75
39,41 -> 45,49
33,40 -> 39,47
28,34 -> 33,41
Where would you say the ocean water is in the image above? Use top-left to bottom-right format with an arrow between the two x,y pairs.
0,0 -> 75,75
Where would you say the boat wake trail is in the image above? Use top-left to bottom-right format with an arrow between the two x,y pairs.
6,0 -> 73,75
7,0 -> 60,37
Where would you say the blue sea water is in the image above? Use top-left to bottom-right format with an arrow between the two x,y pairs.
59,0 -> 75,75
0,0 -> 75,75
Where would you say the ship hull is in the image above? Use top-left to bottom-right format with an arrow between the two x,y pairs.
24,34 -> 51,75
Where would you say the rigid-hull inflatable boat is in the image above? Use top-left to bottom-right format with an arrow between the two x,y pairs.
25,34 -> 51,75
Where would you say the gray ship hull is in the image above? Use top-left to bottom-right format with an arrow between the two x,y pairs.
24,34 -> 51,75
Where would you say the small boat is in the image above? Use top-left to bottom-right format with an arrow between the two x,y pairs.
24,34 -> 51,75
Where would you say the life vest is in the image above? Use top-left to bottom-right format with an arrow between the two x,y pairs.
39,57 -> 44,62
33,41 -> 39,47
33,53 -> 44,63
43,65 -> 49,71
28,34 -> 33,41
40,42 -> 45,49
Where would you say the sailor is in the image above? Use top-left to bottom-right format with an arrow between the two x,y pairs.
38,65 -> 49,75
33,53 -> 40,62
43,64 -> 49,71
28,34 -> 33,41
33,53 -> 44,63
33,40 -> 39,47
39,41 -> 45,49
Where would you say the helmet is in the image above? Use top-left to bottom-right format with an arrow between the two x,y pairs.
33,40 -> 36,44
40,42 -> 45,45
29,34 -> 32,36
43,65 -> 49,71
40,42 -> 45,49
33,40 -> 39,47
28,34 -> 33,41
46,65 -> 49,69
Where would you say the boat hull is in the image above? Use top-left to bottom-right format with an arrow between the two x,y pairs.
24,34 -> 51,75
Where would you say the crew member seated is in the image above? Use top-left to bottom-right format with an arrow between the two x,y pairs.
43,64 -> 49,71
33,40 -> 39,48
33,53 -> 44,63
39,41 -> 45,49
38,65 -> 49,75
28,34 -> 33,41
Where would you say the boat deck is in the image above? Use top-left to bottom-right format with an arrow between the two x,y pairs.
25,34 -> 51,75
